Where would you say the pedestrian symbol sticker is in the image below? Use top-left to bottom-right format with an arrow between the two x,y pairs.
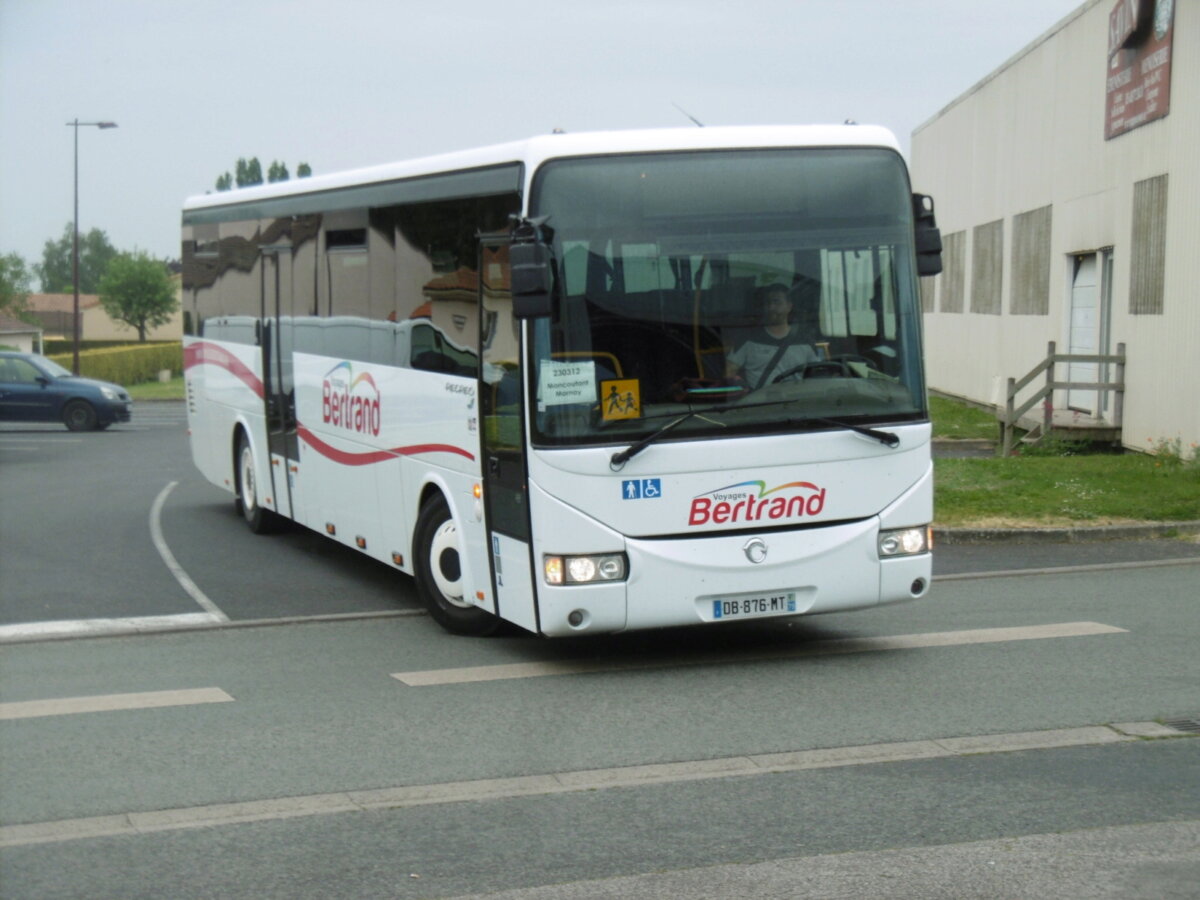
601,379 -> 641,421
622,478 -> 661,500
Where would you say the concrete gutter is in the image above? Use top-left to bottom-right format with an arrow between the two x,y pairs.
935,521 -> 1200,545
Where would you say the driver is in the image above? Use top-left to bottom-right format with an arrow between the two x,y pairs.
725,284 -> 818,389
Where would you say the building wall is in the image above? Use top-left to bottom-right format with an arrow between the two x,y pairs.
81,304 -> 183,342
0,331 -> 41,354
913,0 -> 1198,455
28,286 -> 184,342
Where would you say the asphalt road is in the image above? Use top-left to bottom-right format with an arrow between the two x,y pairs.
1,402 -> 1198,898
2,401 -> 1197,632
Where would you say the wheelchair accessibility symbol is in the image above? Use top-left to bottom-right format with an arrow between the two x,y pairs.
622,478 -> 662,500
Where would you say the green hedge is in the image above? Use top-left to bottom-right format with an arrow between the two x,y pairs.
47,342 -> 183,386
43,339 -> 176,355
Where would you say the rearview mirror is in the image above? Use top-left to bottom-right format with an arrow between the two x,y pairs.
510,226 -> 555,319
912,193 -> 943,277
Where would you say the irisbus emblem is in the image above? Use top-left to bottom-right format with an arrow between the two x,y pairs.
322,362 -> 381,436
688,480 -> 826,527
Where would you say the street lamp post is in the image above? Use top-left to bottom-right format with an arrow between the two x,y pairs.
67,119 -> 117,374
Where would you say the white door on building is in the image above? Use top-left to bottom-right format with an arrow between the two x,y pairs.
1066,252 -> 1112,416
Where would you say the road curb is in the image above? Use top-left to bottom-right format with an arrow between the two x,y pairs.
935,520 -> 1200,545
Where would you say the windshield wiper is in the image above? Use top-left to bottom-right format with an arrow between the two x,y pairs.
712,397 -> 903,448
794,416 -> 900,448
608,404 -> 900,470
609,408 -> 725,470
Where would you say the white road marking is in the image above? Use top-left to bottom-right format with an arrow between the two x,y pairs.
0,610 -> 422,645
0,687 -> 234,721
150,481 -> 229,622
0,613 -> 226,643
0,721 -> 1187,848
392,621 -> 1128,686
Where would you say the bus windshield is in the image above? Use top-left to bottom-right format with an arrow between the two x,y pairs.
528,148 -> 926,447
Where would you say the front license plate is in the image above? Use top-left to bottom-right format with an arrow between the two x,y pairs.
712,591 -> 798,620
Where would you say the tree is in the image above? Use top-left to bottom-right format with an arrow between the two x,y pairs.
97,251 -> 178,342
36,223 -> 118,293
214,158 -> 312,191
235,157 -> 264,188
0,252 -> 35,321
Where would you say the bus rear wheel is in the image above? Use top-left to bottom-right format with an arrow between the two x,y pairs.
414,496 -> 499,636
235,433 -> 279,534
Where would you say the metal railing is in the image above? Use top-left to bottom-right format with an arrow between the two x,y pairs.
1000,341 -> 1125,456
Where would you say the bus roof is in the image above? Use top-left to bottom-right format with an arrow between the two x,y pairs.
183,124 -> 901,216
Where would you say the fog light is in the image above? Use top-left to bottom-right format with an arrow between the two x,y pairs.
567,609 -> 585,627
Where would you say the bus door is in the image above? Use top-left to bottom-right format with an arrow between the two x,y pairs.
262,244 -> 298,520
478,238 -> 538,633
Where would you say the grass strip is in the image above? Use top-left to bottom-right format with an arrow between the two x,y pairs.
128,376 -> 186,400
934,454 -> 1200,526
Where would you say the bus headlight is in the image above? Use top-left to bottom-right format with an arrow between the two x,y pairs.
544,553 -> 628,585
878,526 -> 931,558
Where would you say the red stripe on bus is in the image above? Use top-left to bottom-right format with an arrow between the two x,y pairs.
184,342 -> 265,398
297,425 -> 475,466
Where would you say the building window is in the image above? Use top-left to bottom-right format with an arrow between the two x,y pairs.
971,219 -> 1003,316
940,230 -> 965,314
1130,174 -> 1167,315
1011,205 -> 1052,315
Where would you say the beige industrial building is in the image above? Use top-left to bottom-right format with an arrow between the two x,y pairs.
912,0 -> 1196,456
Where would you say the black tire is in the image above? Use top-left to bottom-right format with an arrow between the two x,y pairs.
235,432 -> 279,534
63,400 -> 98,431
413,496 -> 499,636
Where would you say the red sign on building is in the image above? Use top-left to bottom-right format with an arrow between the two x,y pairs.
1106,0 -> 1174,139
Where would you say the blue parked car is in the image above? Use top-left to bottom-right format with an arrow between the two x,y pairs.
0,351 -> 132,431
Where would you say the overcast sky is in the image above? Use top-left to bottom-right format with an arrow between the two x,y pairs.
1,0 -> 1086,273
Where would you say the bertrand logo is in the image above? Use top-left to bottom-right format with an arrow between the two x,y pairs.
322,362 -> 381,436
688,479 -> 826,527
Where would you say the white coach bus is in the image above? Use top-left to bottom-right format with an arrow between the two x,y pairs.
181,125 -> 943,636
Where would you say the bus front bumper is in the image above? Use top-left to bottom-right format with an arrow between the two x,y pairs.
538,518 -> 930,636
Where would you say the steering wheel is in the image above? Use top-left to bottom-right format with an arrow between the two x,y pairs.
770,354 -> 872,384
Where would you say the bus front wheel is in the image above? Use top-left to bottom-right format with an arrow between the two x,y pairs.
414,497 -> 499,636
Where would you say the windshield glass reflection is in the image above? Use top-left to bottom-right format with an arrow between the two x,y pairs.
528,148 -> 926,447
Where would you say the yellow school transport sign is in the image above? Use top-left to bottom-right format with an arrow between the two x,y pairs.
601,379 -> 641,420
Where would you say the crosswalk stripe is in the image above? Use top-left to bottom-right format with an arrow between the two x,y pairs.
392,621 -> 1128,686
0,687 -> 234,720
